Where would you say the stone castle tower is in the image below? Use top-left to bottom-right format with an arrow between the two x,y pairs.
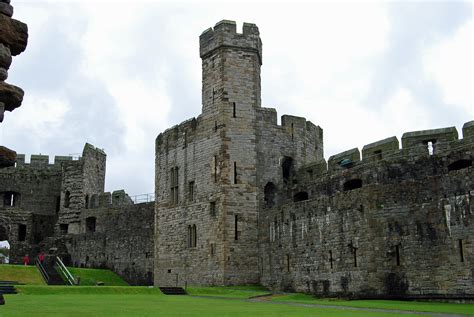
155,20 -> 322,286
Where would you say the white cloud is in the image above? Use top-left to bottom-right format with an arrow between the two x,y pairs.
423,20 -> 473,116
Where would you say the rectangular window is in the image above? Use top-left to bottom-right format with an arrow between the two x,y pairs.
210,201 -> 216,217
213,156 -> 218,183
210,243 -> 215,256
232,102 -> 236,118
395,245 -> 400,266
374,150 -> 382,160
18,224 -> 27,241
233,161 -> 237,184
353,248 -> 358,267
170,167 -> 179,205
329,250 -> 333,269
59,224 -> 68,234
459,239 -> 464,262
188,181 -> 195,201
234,214 -> 239,240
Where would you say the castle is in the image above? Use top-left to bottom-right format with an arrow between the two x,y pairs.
154,20 -> 473,298
0,19 -> 472,298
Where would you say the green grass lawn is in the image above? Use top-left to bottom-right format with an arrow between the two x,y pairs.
0,293 -> 422,317
271,293 -> 474,315
187,285 -> 270,299
0,264 -> 45,285
67,267 -> 128,286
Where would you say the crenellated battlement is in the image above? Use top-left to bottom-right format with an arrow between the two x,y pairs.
199,20 -> 262,64
295,121 -> 474,181
155,117 -> 198,153
13,154 -> 75,168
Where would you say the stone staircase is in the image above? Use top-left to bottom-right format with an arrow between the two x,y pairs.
0,280 -> 19,305
37,257 -> 66,285
159,287 -> 187,295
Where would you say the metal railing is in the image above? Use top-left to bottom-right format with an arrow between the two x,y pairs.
55,257 -> 76,286
131,193 -> 155,204
36,259 -> 50,284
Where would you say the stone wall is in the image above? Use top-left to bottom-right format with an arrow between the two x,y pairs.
67,201 -> 154,285
259,124 -> 474,298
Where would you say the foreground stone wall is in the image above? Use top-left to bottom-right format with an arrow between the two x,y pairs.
67,201 -> 154,285
259,123 -> 474,298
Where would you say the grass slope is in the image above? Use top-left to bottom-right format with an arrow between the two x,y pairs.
16,285 -> 160,295
272,294 -> 474,316
67,267 -> 128,286
0,264 -> 45,285
1,294 -> 421,317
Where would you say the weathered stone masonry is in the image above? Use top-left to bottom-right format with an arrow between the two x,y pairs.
0,144 -> 154,285
155,20 -> 473,298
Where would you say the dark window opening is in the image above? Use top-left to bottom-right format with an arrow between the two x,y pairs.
459,239 -> 464,262
374,150 -> 382,160
307,169 -> 313,179
59,224 -> 69,234
168,269 -> 172,273
291,123 -> 294,141
210,243 -> 215,256
293,191 -> 309,202
18,224 -> 27,242
86,217 -> 96,233
329,250 -> 333,269
286,254 -> 290,272
232,102 -> 236,118
170,167 -> 179,205
64,191 -> 71,208
234,214 -> 239,240
353,248 -> 358,267
188,225 -> 197,248
188,181 -> 195,201
282,157 -> 294,183
3,191 -> 19,207
85,195 -> 89,209
448,159 -> 472,171
192,224 -> 197,248
343,179 -> 362,191
210,201 -> 216,217
183,131 -> 188,148
395,245 -> 400,266
233,161 -> 238,184
264,182 -> 277,208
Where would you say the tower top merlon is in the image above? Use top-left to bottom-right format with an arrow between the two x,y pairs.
199,20 -> 262,65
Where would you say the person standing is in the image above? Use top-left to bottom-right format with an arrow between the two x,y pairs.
22,254 -> 29,266
38,251 -> 45,264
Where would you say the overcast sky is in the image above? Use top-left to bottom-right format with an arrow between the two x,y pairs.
0,0 -> 472,197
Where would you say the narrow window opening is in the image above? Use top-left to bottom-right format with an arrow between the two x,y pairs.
188,181 -> 195,201
233,161 -> 237,184
232,102 -> 236,118
210,243 -> 215,256
85,195 -> 89,209
293,192 -> 309,202
307,169 -> 313,179
282,157 -> 293,183
18,224 -> 27,241
374,150 -> 382,160
214,121 -> 218,132
170,167 -> 179,205
286,254 -> 290,272
459,239 -> 464,262
329,250 -> 333,269
264,182 -> 277,208
187,225 -> 192,248
425,140 -> 436,155
395,245 -> 400,266
343,179 -> 362,191
210,201 -> 216,217
448,159 -> 472,171
86,217 -> 96,233
353,248 -> 358,267
64,191 -> 71,208
59,224 -> 69,234
212,88 -> 215,104
234,214 -> 239,240
192,224 -> 197,248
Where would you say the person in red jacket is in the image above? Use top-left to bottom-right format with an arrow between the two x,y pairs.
38,251 -> 45,264
22,254 -> 30,266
